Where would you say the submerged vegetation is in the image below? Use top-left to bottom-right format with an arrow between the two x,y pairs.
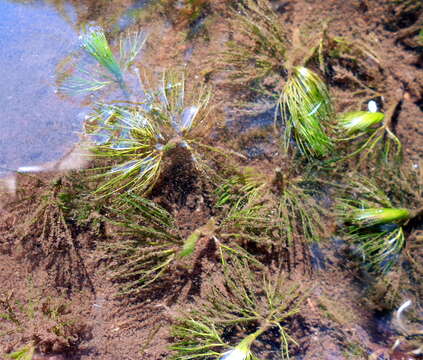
86,70 -> 217,197
171,256 -> 307,359
336,175 -> 420,274
279,66 -> 333,158
1,0 -> 422,358
0,290 -> 89,358
335,105 -> 403,166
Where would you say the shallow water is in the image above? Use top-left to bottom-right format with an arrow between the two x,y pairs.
0,0 -> 152,177
0,0 -> 84,176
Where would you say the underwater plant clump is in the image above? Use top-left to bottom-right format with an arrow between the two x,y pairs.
220,0 -> 289,90
215,165 -> 327,272
336,173 -> 422,274
0,291 -> 89,359
86,70 -> 220,198
279,66 -> 333,158
103,193 -> 217,296
8,175 -> 89,291
221,0 -> 335,159
102,193 -> 181,295
170,255 -> 307,359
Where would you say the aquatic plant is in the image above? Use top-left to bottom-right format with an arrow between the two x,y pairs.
279,66 -> 333,157
335,105 -> 402,166
221,0 -> 334,158
220,0 -> 288,89
215,165 -> 326,271
59,27 -> 146,96
10,175 -> 88,289
86,70 -> 218,198
103,193 -> 181,295
318,34 -> 384,99
103,193 -> 217,295
5,344 -> 34,360
170,256 -> 306,359
0,290 -> 88,359
336,174 -> 422,274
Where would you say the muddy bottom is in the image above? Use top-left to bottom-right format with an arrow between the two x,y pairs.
0,0 -> 422,359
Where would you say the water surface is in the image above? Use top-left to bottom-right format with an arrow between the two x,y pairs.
0,0 -> 82,176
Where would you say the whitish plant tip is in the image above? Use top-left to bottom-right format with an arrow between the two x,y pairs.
396,299 -> 412,323
368,100 -> 378,113
221,348 -> 249,360
298,66 -> 310,77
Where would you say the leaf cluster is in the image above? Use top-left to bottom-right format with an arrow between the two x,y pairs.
102,193 -> 182,296
86,70 -> 217,198
58,27 -> 146,96
279,66 -> 334,158
335,174 -> 419,274
11,176 -> 87,290
220,0 -> 289,92
171,256 -> 307,359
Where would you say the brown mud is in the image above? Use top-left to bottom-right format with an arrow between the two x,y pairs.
1,0 -> 422,359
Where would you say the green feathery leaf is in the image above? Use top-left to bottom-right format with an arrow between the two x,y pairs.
279,66 -> 333,158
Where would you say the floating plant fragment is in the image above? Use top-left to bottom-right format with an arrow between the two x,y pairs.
59,27 -> 146,97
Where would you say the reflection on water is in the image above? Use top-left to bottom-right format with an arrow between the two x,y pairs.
0,0 -> 152,177
0,0 -> 81,176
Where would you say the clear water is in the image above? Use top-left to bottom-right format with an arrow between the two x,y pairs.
0,0 -> 84,176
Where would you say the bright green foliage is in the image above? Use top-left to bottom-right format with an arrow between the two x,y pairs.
336,176 -> 411,274
335,108 -> 402,166
170,256 -> 306,359
221,1 -> 334,159
348,208 -> 410,227
60,27 -> 146,95
338,111 -> 384,135
279,67 -> 333,158
80,27 -> 124,83
178,231 -> 202,258
87,71 -> 214,197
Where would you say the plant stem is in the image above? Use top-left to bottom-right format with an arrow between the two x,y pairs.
410,206 -> 423,220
